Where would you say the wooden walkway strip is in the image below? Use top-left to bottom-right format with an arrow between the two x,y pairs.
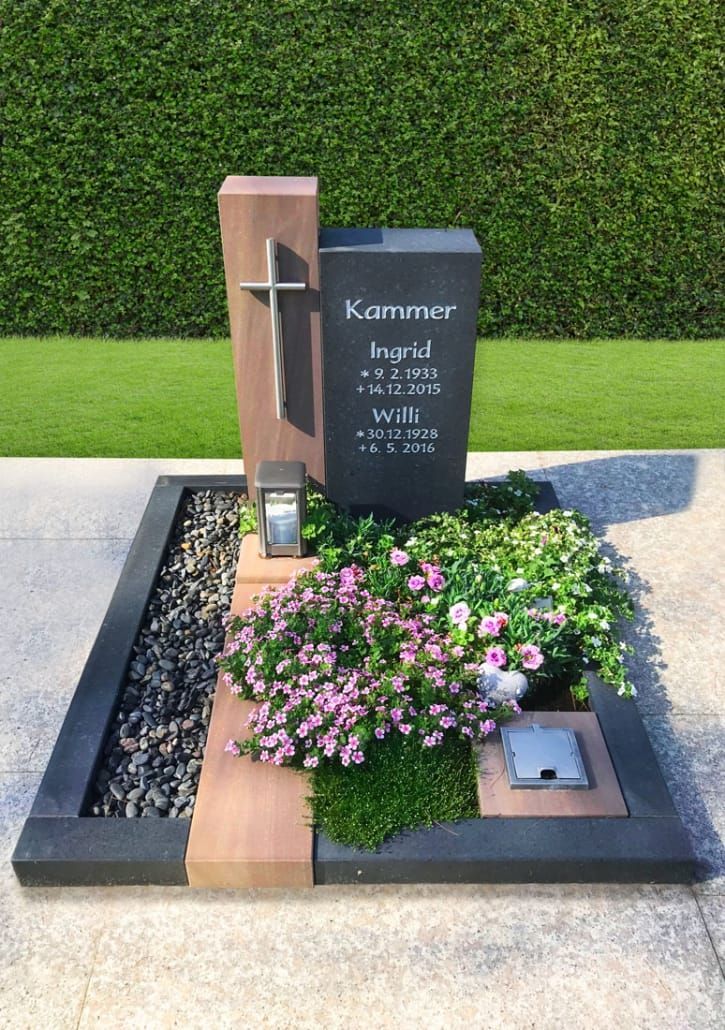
186,577 -> 314,888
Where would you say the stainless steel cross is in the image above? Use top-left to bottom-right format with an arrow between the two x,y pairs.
239,237 -> 307,420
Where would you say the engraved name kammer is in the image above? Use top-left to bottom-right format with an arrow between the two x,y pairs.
346,299 -> 457,320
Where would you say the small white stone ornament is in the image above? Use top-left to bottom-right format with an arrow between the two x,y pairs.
506,577 -> 530,593
477,663 -> 530,706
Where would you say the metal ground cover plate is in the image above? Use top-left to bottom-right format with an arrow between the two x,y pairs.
501,724 -> 589,789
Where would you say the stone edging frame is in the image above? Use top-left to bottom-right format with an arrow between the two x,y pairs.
11,476 -> 693,886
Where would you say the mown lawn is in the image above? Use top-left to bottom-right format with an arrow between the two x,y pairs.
0,337 -> 721,456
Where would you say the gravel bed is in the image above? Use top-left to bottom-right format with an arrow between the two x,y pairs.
89,490 -> 243,818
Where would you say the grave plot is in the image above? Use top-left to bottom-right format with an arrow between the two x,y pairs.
11,475 -> 692,886
12,176 -> 692,886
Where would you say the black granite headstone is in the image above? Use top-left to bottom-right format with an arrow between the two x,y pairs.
319,228 -> 481,521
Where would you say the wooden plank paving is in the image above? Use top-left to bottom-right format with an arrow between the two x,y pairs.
185,579 -> 314,888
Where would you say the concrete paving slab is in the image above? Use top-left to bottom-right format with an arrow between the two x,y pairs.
0,457 -> 245,539
687,790 -> 725,895
0,774 -> 104,1030
0,538 -> 131,770
697,897 -> 725,975
75,884 -> 724,1029
643,714 -> 725,798
0,454 -> 723,1028
0,774 -> 40,861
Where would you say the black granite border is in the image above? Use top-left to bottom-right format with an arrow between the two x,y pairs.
12,476 -> 244,887
12,477 -> 693,886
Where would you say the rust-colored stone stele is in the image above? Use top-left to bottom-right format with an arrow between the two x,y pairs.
218,176 -> 325,485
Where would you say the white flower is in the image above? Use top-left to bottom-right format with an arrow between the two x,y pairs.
590,636 -> 602,648
600,619 -> 610,630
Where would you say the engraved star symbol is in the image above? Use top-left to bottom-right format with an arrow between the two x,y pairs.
357,385 -> 365,393
356,430 -> 365,438
360,369 -> 370,378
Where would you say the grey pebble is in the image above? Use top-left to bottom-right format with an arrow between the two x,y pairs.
91,490 -> 241,820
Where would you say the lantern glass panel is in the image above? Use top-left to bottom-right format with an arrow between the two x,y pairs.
264,491 -> 298,545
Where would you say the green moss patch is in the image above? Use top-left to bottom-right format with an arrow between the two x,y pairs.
309,734 -> 479,851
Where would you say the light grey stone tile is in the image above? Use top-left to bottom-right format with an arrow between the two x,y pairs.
0,538 -> 131,770
696,896 -> 725,975
0,457 -> 245,539
75,884 -> 723,1030
536,450 -> 702,531
465,452 -> 546,481
688,790 -> 725,895
0,772 -> 40,862
0,876 -> 104,1030
0,773 -> 115,1030
642,714 -> 725,797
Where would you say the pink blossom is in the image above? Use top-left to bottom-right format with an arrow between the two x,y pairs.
519,643 -> 544,670
427,570 -> 446,592
224,739 -> 241,757
449,601 -> 471,627
478,612 -> 509,637
485,646 -> 507,668
398,723 -> 412,735
390,548 -> 410,566
407,575 -> 426,591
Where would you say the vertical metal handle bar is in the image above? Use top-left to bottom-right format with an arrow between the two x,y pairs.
266,238 -> 286,421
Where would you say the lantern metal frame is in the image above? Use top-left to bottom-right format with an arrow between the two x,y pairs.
255,460 -> 307,558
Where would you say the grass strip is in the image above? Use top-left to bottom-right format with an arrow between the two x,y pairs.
0,337 -> 722,456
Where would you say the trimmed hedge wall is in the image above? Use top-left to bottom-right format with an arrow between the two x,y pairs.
1,0 -> 721,337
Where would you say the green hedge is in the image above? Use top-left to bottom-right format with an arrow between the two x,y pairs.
1,1 -> 721,337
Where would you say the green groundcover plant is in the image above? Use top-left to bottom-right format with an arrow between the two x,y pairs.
219,472 -> 634,847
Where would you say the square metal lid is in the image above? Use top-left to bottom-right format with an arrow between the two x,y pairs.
501,723 -> 589,789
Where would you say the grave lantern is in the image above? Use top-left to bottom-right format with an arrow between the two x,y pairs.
255,460 -> 307,558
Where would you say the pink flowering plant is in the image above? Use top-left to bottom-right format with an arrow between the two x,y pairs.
400,502 -> 635,699
219,565 -> 512,770
227,472 -> 636,847
235,471 -> 635,702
